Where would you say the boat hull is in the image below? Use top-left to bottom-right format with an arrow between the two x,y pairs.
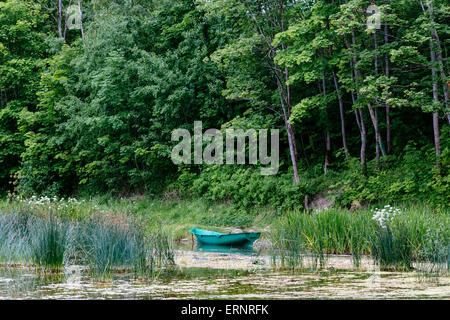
190,228 -> 261,246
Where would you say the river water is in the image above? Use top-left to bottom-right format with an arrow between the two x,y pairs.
0,245 -> 449,299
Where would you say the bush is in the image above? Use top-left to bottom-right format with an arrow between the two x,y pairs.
174,141 -> 449,217
187,165 -> 310,211
334,144 -> 448,209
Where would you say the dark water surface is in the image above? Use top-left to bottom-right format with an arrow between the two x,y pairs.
0,245 -> 449,299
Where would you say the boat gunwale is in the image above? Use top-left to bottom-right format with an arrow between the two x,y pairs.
190,228 -> 261,239
197,233 -> 261,239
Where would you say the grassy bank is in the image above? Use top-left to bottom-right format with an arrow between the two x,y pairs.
1,195 -> 449,274
0,195 -> 277,240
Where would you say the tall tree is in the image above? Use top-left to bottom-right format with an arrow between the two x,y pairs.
0,0 -> 48,194
204,0 -> 301,183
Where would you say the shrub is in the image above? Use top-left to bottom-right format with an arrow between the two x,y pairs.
188,166 -> 309,211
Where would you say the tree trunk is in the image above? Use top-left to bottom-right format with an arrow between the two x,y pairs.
285,67 -> 300,184
349,35 -> 366,170
358,108 -> 367,170
371,30 -> 387,168
249,2 -> 300,184
367,103 -> 380,168
79,0 -> 85,40
58,0 -> 63,39
432,31 -> 449,127
322,70 -> 331,175
384,21 -> 392,154
332,69 -> 349,157
277,68 -> 300,184
284,111 -> 300,184
430,39 -> 441,168
425,1 -> 449,126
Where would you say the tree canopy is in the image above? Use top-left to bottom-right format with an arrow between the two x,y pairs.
0,0 -> 449,207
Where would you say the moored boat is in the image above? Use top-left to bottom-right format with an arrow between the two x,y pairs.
190,228 -> 261,246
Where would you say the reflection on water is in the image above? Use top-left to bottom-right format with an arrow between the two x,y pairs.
0,250 -> 449,299
196,243 -> 255,256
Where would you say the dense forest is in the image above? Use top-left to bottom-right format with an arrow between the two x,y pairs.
0,0 -> 449,209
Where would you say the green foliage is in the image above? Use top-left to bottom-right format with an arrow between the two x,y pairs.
271,205 -> 449,271
371,224 -> 413,271
17,0 -> 235,196
332,143 -> 449,208
28,213 -> 72,269
0,207 -> 174,278
271,208 -> 375,270
0,0 -> 48,195
188,166 -> 308,211
0,0 -> 448,214
199,206 -> 254,228
179,144 -> 449,212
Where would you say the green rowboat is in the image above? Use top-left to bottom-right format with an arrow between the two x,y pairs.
190,228 -> 261,246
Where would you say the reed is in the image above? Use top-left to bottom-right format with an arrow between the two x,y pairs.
82,214 -> 174,279
27,213 -> 73,269
371,224 -> 412,270
271,205 -> 449,271
416,224 -> 450,279
146,230 -> 175,272
270,208 -> 374,269
0,212 -> 31,264
0,208 -> 174,278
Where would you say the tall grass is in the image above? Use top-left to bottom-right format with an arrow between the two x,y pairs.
146,230 -> 175,273
271,205 -> 449,271
28,213 -> 73,269
270,208 -> 374,270
0,212 -> 31,264
371,224 -> 412,270
415,224 -> 450,279
83,214 -> 173,279
0,208 -> 174,278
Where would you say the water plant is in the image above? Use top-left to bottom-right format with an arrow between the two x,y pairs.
0,211 -> 31,264
269,226 -> 307,270
371,224 -> 412,270
370,206 -> 412,270
371,205 -> 400,227
270,205 -> 449,271
86,217 -> 141,277
0,207 -> 174,278
416,224 -> 450,280
82,214 -> 174,279
27,213 -> 73,269
270,208 -> 375,270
